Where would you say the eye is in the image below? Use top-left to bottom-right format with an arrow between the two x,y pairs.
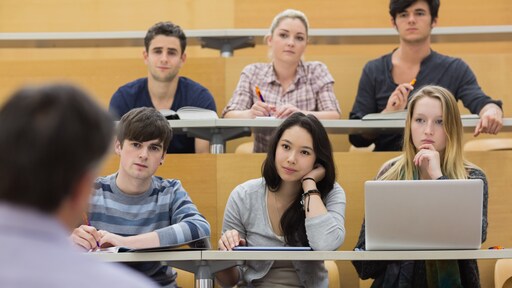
398,12 -> 408,18
414,118 -> 425,124
279,33 -> 288,39
435,119 -> 443,125
149,145 -> 162,152
300,150 -> 311,156
295,35 -> 305,42
131,142 -> 141,148
416,10 -> 426,16
281,143 -> 290,150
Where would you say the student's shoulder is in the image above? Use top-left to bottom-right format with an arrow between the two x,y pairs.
241,62 -> 271,75
364,52 -> 392,68
116,77 -> 148,92
231,178 -> 266,197
429,51 -> 468,67
94,174 -> 116,191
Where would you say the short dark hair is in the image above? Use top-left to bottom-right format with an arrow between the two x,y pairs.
117,107 -> 172,153
144,21 -> 187,54
389,0 -> 440,22
0,83 -> 114,213
262,112 -> 336,246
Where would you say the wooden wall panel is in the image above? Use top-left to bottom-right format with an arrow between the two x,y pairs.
234,0 -> 512,28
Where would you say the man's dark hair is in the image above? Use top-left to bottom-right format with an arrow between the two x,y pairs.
117,107 -> 172,153
0,83 -> 114,213
144,21 -> 187,54
389,0 -> 440,22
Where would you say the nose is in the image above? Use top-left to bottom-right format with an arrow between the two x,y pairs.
287,152 -> 296,164
424,121 -> 434,135
139,147 -> 149,159
287,37 -> 295,46
159,53 -> 169,63
407,14 -> 417,24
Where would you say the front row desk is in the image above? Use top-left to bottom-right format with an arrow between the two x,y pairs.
172,118 -> 512,154
93,249 -> 512,288
101,119 -> 512,287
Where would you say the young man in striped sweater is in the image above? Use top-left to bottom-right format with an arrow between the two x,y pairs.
71,107 -> 211,287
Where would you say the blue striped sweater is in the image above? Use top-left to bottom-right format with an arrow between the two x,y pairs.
89,173 -> 211,286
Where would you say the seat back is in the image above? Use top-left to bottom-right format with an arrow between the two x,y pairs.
326,260 -> 340,288
464,138 -> 512,151
495,259 -> 512,288
234,141 -> 254,153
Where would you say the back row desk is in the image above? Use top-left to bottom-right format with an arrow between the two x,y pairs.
94,249 -> 512,288
170,118 -> 512,154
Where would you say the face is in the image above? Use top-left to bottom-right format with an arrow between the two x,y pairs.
411,97 -> 447,153
392,0 -> 437,44
275,125 -> 316,183
268,18 -> 307,63
115,139 -> 165,181
143,35 -> 186,82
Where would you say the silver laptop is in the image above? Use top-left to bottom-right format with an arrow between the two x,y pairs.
365,179 -> 483,251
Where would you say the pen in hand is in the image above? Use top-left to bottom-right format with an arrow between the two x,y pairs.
392,78 -> 416,107
255,85 -> 271,116
82,212 -> 100,249
255,85 -> 265,102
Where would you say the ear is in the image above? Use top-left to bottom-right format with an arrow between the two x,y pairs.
390,17 -> 397,29
181,52 -> 187,64
266,34 -> 273,47
114,140 -> 122,155
143,49 -> 149,64
431,17 -> 438,29
160,154 -> 166,165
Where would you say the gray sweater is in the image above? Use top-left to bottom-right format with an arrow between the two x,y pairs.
222,178 -> 346,287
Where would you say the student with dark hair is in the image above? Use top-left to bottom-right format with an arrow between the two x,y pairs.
110,21 -> 217,154
216,113 -> 346,287
71,107 -> 211,287
0,83 -> 157,287
353,86 -> 488,287
349,0 -> 503,151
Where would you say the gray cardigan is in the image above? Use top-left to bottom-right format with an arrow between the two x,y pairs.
222,178 -> 346,287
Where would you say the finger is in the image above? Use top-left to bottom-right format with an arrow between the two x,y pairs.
239,239 -> 247,247
474,119 -> 484,137
218,239 -> 227,251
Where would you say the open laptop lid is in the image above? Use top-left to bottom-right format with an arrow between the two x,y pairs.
365,179 -> 483,251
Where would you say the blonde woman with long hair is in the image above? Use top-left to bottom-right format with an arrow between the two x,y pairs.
353,85 -> 488,288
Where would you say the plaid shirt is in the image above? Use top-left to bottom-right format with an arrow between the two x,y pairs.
222,61 -> 340,152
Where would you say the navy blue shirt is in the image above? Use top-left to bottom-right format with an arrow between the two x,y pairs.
109,77 -> 217,153
349,50 -> 502,151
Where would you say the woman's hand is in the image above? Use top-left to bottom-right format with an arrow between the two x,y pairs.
218,229 -> 246,251
249,102 -> 275,118
413,144 -> 443,179
274,104 -> 300,119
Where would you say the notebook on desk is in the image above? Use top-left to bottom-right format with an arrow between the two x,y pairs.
364,179 -> 483,251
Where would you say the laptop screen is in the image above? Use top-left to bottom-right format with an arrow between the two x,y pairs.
364,179 -> 483,251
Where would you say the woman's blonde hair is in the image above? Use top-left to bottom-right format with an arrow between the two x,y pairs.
379,85 -> 476,180
265,9 -> 309,59
268,9 -> 309,37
